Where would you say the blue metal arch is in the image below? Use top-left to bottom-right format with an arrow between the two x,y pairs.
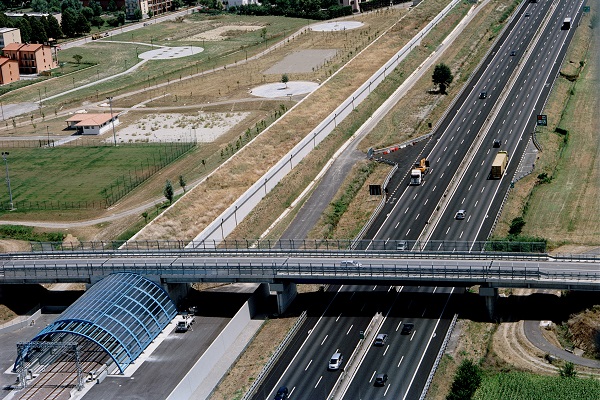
15,273 -> 177,374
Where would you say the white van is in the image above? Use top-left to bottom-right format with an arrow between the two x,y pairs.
340,260 -> 362,267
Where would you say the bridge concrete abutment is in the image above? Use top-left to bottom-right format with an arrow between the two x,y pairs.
270,282 -> 297,315
479,286 -> 498,320
163,283 -> 191,306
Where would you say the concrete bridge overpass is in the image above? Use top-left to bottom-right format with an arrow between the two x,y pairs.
1,247 -> 599,314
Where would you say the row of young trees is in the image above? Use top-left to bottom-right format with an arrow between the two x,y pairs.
0,12 -> 62,43
232,0 -> 352,20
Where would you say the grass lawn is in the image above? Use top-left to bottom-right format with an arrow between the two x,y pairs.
0,143 -> 193,214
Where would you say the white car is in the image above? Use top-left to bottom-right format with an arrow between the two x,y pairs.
328,352 -> 343,370
340,260 -> 362,267
455,210 -> 466,220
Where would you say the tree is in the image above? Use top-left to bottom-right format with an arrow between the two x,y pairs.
31,0 -> 50,13
432,63 -> 453,95
172,0 -> 184,10
133,8 -> 142,21
509,216 -> 526,235
75,12 -> 91,35
447,359 -> 482,400
88,0 -> 103,16
48,0 -> 62,12
116,11 -> 125,25
61,8 -> 78,37
164,180 -> 174,204
61,0 -> 82,12
148,9 -> 154,18
108,0 -> 118,12
81,6 -> 94,20
46,14 -> 63,38
281,73 -> 289,88
560,361 -> 577,378
142,211 -> 148,223
29,17 -> 48,43
179,175 -> 187,192
91,16 -> 104,28
72,54 -> 82,64
15,17 -> 32,43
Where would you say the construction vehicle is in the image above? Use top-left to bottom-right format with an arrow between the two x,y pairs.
91,33 -> 109,40
409,158 -> 430,185
175,313 -> 194,333
491,151 -> 508,179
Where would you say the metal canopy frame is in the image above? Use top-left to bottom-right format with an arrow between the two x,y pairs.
15,273 -> 177,374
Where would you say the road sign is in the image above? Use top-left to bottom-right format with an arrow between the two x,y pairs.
584,6 -> 590,12
536,114 -> 547,126
359,330 -> 365,339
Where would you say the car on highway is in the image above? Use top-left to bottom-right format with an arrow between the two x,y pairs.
375,373 -> 388,386
493,139 -> 501,148
340,260 -> 362,267
479,91 -> 487,99
396,240 -> 408,251
525,12 -> 531,17
510,50 -> 517,56
274,386 -> 289,400
455,210 -> 466,220
374,333 -> 388,346
328,352 -> 344,370
401,322 -> 415,335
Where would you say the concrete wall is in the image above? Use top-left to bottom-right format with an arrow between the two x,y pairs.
0,308 -> 42,335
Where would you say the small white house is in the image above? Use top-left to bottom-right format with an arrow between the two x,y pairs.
66,113 -> 120,135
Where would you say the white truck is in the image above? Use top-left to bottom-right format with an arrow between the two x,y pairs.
175,314 -> 194,333
410,158 -> 430,185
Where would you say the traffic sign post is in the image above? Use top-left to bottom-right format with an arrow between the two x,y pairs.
536,114 -> 547,126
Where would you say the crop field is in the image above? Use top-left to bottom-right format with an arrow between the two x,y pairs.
473,371 -> 600,400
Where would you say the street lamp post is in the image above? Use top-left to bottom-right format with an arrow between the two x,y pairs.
46,126 -> 50,146
107,97 -> 117,146
1,152 -> 14,210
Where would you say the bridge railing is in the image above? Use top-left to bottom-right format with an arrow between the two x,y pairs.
1,261 -> 599,288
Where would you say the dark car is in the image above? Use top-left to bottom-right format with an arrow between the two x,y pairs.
274,386 -> 289,400
510,50 -> 517,56
374,333 -> 388,346
493,139 -> 501,148
375,373 -> 388,386
401,322 -> 415,335
479,91 -> 487,99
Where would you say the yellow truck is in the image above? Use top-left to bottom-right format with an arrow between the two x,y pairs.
491,151 -> 508,179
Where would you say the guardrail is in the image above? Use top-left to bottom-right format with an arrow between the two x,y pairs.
419,313 -> 459,400
25,238 -> 550,255
242,310 -> 307,400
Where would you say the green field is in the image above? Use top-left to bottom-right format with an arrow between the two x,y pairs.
473,372 -> 600,400
0,143 -> 194,213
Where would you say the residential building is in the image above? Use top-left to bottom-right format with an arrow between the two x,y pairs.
0,57 -> 19,84
147,0 -> 173,17
65,113 -> 120,135
0,28 -> 21,50
125,0 -> 150,19
2,43 -> 56,75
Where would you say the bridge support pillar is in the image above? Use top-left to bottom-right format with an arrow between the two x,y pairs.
479,286 -> 498,320
270,282 -> 297,315
163,283 -> 191,307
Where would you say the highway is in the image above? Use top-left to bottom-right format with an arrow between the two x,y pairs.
361,0 -> 554,249
429,0 -> 585,245
344,0 -> 584,398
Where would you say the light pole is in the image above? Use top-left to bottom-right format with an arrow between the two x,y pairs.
2,152 -> 14,210
46,126 -> 50,146
107,97 -> 117,146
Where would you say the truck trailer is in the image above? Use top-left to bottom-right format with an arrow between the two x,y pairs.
410,158 -> 430,185
562,17 -> 572,30
491,151 -> 508,179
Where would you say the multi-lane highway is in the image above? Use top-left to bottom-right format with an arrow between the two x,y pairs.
249,0 -> 585,398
